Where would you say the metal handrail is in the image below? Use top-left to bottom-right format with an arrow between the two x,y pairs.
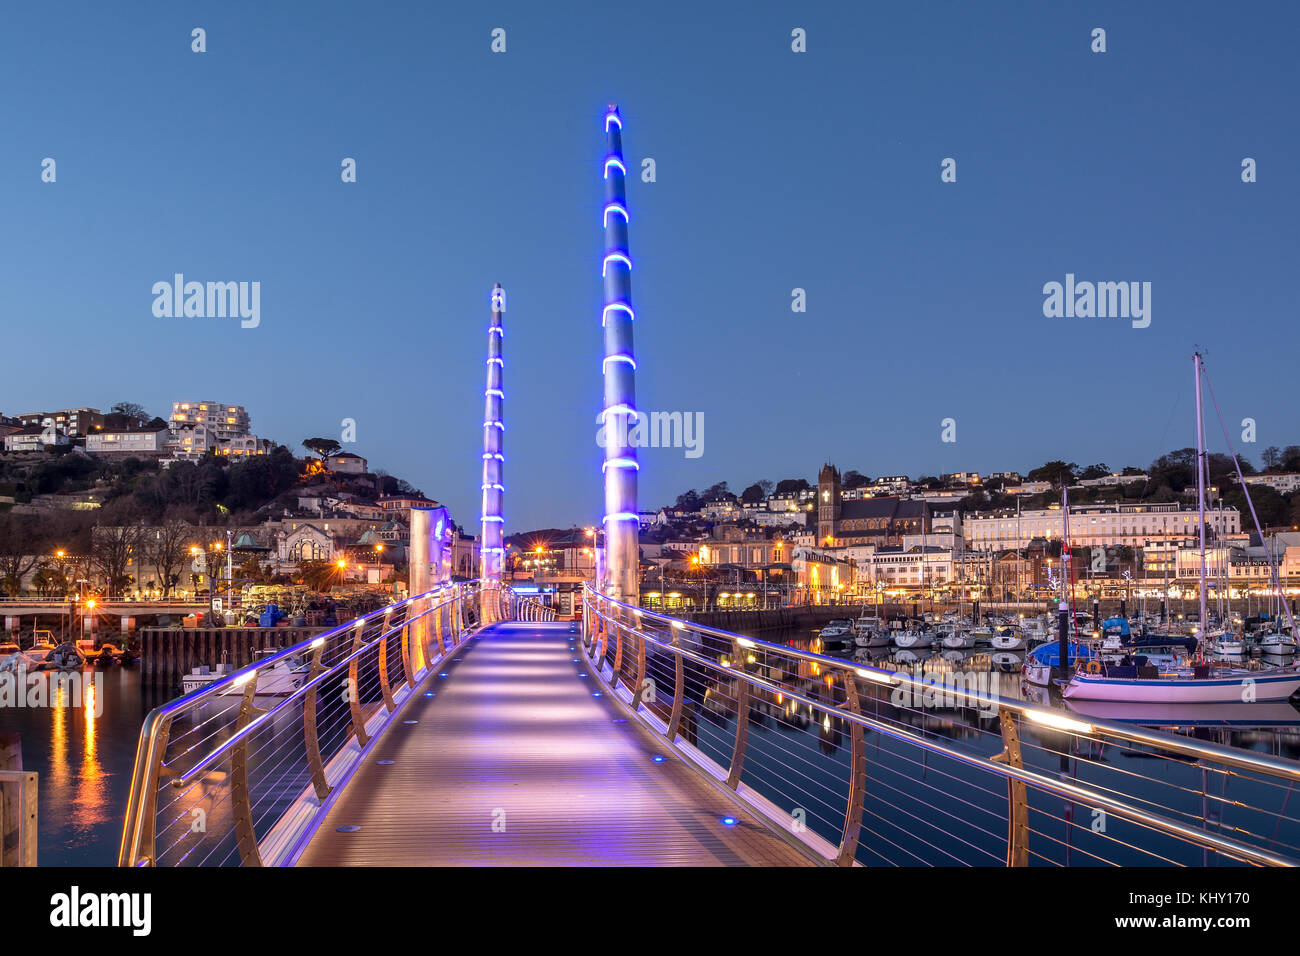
118,581 -> 480,867
583,585 -> 1300,867
596,591 -> 1300,785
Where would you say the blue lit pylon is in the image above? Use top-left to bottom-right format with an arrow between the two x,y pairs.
600,105 -> 639,603
480,283 -> 506,619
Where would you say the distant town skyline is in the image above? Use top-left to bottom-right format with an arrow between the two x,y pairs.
3,1 -> 1297,530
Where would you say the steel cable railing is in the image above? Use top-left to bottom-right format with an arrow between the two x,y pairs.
582,584 -> 1300,867
119,582 -> 482,867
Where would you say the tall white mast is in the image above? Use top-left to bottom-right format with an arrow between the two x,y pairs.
1194,352 -> 1210,636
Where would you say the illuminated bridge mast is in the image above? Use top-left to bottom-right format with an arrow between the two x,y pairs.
480,283 -> 506,619
600,104 -> 639,603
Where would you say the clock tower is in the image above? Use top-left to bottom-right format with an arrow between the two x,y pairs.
817,463 -> 841,544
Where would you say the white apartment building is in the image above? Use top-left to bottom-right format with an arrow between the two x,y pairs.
170,401 -> 251,442
85,425 -> 170,457
965,502 -> 1240,550
1243,473 -> 1300,495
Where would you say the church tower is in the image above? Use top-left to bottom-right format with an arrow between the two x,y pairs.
817,463 -> 841,544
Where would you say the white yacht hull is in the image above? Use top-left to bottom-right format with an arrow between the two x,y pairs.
1062,669 -> 1300,703
892,632 -> 934,649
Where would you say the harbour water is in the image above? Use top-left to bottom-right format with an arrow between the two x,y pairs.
9,622 -> 1300,866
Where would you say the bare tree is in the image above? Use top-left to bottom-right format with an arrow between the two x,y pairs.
0,514 -> 41,594
143,520 -> 191,597
92,525 -> 141,597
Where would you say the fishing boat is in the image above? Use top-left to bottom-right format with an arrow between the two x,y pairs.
1062,353 -> 1300,704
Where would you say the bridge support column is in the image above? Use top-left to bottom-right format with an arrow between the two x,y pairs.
480,284 -> 506,622
598,105 -> 640,607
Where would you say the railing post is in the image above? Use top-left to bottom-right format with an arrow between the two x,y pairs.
399,604 -> 413,690
348,619 -> 370,748
631,614 -> 647,708
433,591 -> 444,661
231,674 -> 265,867
836,669 -> 866,867
993,709 -> 1029,867
612,607 -> 625,679
725,637 -> 751,790
303,640 -> 331,801
666,623 -> 685,740
377,610 -> 396,713
119,717 -> 174,868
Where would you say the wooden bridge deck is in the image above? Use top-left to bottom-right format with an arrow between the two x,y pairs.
297,621 -> 814,866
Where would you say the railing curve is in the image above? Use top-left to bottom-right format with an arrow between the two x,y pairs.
119,581 -> 482,867
582,584 -> 1300,867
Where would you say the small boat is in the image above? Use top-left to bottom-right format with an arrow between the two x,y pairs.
892,628 -> 935,649
991,628 -> 1026,651
44,641 -> 87,670
853,627 -> 890,649
1062,662 -> 1300,703
1023,641 -> 1097,687
0,640 -> 20,657
818,620 -> 854,642
183,649 -> 310,697
1253,629 -> 1298,656
940,626 -> 976,650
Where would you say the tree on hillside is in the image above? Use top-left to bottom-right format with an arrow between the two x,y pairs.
1261,446 -> 1282,471
303,438 -> 341,459
1027,460 -> 1077,485
110,401 -> 149,420
842,470 -> 870,489
740,483 -> 765,504
1224,484 -> 1288,530
774,478 -> 810,494
1078,463 -> 1110,480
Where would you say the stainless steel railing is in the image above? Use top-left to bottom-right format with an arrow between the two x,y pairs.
118,581 -> 482,867
583,584 -> 1300,867
510,592 -> 557,622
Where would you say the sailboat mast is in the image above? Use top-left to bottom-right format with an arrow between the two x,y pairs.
1194,352 -> 1210,637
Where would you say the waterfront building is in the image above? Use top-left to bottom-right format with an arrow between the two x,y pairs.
965,501 -> 1240,550
816,464 -> 931,548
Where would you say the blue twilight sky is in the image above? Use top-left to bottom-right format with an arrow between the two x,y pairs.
1,1 -> 1296,531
